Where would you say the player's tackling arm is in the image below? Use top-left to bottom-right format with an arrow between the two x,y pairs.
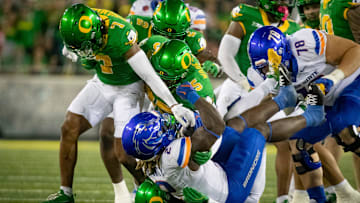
325,34 -> 360,78
347,5 -> 360,44
176,82 -> 225,171
126,44 -> 195,127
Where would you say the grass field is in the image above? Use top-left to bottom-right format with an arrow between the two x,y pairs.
0,140 -> 357,203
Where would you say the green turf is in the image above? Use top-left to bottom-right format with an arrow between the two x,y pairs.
0,140 -> 357,203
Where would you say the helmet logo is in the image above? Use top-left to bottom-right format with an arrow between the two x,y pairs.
78,16 -> 93,34
268,30 -> 281,43
167,28 -> 172,33
149,196 -> 163,203
181,53 -> 191,70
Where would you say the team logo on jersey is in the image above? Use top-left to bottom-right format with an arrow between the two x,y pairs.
231,6 -> 242,18
198,37 -> 207,53
126,30 -> 137,45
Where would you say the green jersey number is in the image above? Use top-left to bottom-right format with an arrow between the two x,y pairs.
95,21 -> 126,74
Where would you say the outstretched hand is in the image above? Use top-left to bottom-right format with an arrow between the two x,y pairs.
176,82 -> 200,105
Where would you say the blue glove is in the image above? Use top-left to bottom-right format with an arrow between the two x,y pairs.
314,78 -> 334,94
273,85 -> 297,110
176,82 -> 200,105
302,105 -> 325,127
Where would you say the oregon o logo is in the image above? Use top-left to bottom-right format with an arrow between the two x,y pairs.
79,16 -> 92,33
149,196 -> 163,203
167,28 -> 172,32
181,52 -> 191,70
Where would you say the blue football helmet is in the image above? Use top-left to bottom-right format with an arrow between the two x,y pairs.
248,26 -> 292,79
122,111 -> 180,160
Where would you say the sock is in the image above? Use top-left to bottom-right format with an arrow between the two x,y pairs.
276,194 -> 289,203
113,180 -> 132,203
324,186 -> 335,194
307,186 -> 326,203
60,186 -> 72,197
333,179 -> 353,196
291,190 -> 309,203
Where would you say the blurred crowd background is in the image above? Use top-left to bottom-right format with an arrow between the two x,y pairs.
0,0 -> 256,75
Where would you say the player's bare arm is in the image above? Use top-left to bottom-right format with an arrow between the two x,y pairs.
326,34 -> 360,76
226,21 -> 245,39
347,5 -> 360,44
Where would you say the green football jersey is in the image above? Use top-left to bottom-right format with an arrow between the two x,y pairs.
81,9 -> 140,85
231,4 -> 302,76
320,0 -> 356,40
127,15 -> 206,55
142,36 -> 214,113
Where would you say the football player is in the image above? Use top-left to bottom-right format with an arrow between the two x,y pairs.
129,0 -> 207,32
320,0 -> 360,198
122,73 -> 325,203
247,26 -> 360,203
127,0 -> 221,78
141,37 -> 215,113
216,1 -> 301,202
42,4 -> 195,203
296,0 -> 320,29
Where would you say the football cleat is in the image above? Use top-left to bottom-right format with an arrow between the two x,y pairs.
306,84 -> 324,106
42,190 -> 74,203
278,64 -> 292,87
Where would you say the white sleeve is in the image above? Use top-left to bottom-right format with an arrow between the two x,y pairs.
224,78 -> 277,120
218,34 -> 248,85
127,50 -> 178,107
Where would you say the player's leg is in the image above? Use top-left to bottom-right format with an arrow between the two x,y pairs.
273,141 -> 293,203
290,171 -> 310,203
112,81 -> 146,203
244,148 -> 266,203
99,116 -> 134,203
100,117 -> 121,183
353,153 -> 360,191
216,78 -> 247,118
43,76 -> 113,203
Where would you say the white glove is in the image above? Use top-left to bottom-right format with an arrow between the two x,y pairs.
62,46 -> 79,62
171,104 -> 195,127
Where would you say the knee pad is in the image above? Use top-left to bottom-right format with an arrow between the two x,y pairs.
292,139 -> 322,174
333,125 -> 360,157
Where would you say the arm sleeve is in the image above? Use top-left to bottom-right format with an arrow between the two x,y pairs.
127,49 -> 178,107
218,34 -> 247,84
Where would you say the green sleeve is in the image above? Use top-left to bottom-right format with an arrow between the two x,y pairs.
126,15 -> 152,43
185,29 -> 207,55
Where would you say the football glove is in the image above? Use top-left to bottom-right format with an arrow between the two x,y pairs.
314,78 -> 334,95
193,151 -> 212,165
171,103 -> 195,127
183,187 -> 209,203
176,82 -> 200,105
202,60 -> 222,77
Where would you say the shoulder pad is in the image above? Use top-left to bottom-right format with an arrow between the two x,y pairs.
231,4 -> 258,22
185,29 -> 206,55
